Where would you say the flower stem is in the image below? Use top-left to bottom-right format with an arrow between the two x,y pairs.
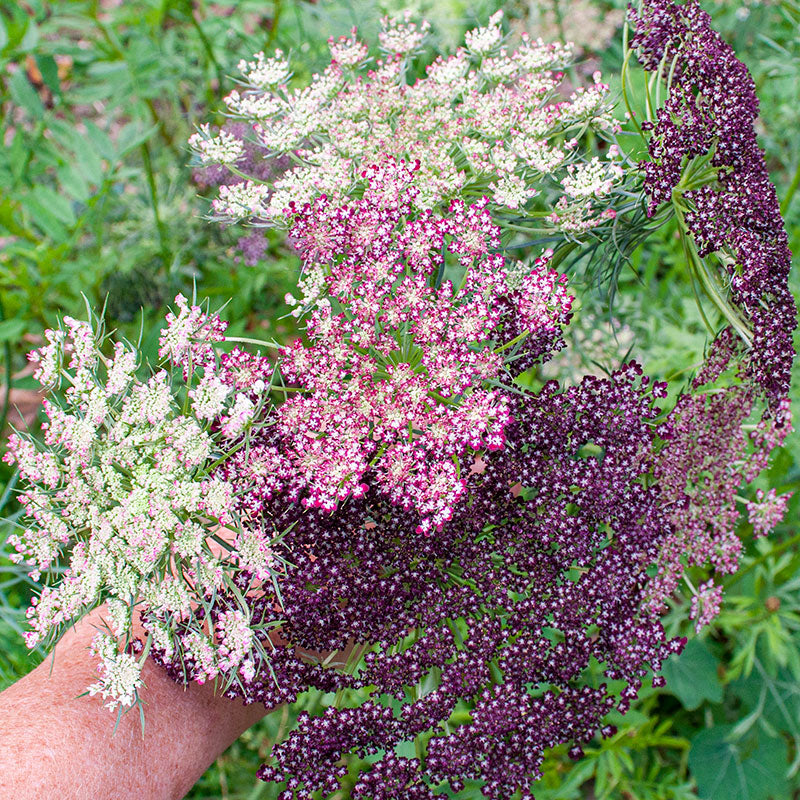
780,158 -> 800,216
494,331 -> 530,354
0,296 -> 12,440
140,142 -> 171,269
223,335 -> 282,350
672,201 -> 753,347
621,23 -> 649,149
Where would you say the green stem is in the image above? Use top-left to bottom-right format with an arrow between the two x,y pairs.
644,70 -> 658,124
140,142 -> 170,268
673,202 -> 753,347
184,2 -> 224,94
654,49 -> 669,111
679,225 -> 716,339
226,165 -> 270,185
621,23 -> 648,148
205,438 -> 247,473
427,391 -> 459,406
0,296 -> 12,440
780,159 -> 800,216
497,221 -> 554,236
726,531 -> 800,588
494,330 -> 529,354
267,0 -> 284,47
270,384 -> 304,394
143,97 -> 176,150
223,335 -> 281,349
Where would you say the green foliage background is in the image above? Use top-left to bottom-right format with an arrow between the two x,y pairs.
0,0 -> 798,797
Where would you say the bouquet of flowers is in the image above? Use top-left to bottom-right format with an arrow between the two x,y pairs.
5,2 -> 794,797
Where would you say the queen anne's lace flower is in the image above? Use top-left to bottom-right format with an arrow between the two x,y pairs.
189,125 -> 246,165
237,50 -> 291,88
196,14 -> 624,235
379,13 -> 431,55
4,306 -> 274,708
88,633 -> 144,711
268,158 -> 572,530
7,8 -> 795,799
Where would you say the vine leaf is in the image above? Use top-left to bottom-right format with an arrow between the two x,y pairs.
688,725 -> 788,800
660,638 -> 722,710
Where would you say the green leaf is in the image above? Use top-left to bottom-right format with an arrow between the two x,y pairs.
116,122 -> 160,157
0,5 -> 38,57
84,121 -> 116,163
56,163 -> 91,203
47,119 -> 105,186
689,726 -> 788,800
35,54 -> 61,97
24,193 -> 68,242
4,130 -> 27,187
7,68 -> 44,120
660,638 -> 723,710
730,663 -> 800,737
0,318 -> 25,342
30,186 -> 76,227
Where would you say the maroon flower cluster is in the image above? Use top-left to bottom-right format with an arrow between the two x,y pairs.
151,364 -> 683,800
648,329 -> 792,612
630,0 -> 795,611
630,0 -> 796,401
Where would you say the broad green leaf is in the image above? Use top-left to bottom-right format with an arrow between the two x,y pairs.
84,121 -> 116,163
116,122 -> 159,157
659,639 -> 722,710
0,5 -> 38,57
35,54 -> 61,97
47,119 -> 105,186
73,135 -> 105,187
730,663 -> 800,737
4,131 -> 27,186
24,194 -> 68,242
56,163 -> 90,203
689,726 -> 788,800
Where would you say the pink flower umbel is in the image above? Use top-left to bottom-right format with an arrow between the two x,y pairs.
275,157 -> 571,529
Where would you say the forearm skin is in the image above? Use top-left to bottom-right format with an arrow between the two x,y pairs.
0,607 -> 268,800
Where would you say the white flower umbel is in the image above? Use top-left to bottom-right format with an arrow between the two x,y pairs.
203,14 -> 626,235
88,633 -> 144,711
189,124 -> 246,165
238,50 -> 291,89
5,301 -> 280,711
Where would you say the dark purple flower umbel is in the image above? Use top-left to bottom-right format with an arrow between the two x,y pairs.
151,364 -> 685,800
630,0 -> 796,402
628,0 -> 795,621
